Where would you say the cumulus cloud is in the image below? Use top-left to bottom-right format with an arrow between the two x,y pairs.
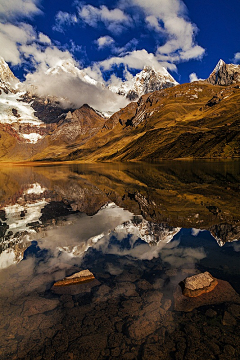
78,4 -> 131,34
234,52 -> 240,63
21,44 -> 75,70
96,35 -> 115,49
125,0 -> 205,64
51,0 -> 205,77
189,72 -> 199,82
98,49 -> 177,72
0,0 -> 41,21
146,15 -> 164,32
54,4 -> 131,35
0,0 -> 49,66
189,72 -> 204,82
0,22 -> 37,64
38,32 -> 51,44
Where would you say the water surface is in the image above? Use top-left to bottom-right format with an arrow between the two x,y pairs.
0,161 -> 240,359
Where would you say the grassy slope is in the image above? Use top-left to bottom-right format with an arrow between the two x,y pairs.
0,82 -> 240,162
60,82 -> 240,161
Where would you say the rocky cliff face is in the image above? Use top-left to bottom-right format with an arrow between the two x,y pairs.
207,59 -> 240,85
49,104 -> 106,145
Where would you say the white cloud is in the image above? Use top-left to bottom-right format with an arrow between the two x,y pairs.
77,4 -> 131,34
98,49 -> 177,72
78,4 -> 129,25
112,38 -> 139,55
146,15 -> 164,32
189,72 -> 199,82
0,22 -> 37,65
96,35 -> 114,49
53,11 -> 78,33
23,55 -> 129,113
20,44 -> 74,69
0,0 -> 41,20
38,32 -> 51,44
126,0 -> 205,63
234,52 -> 240,63
51,0 -> 205,76
189,72 -> 204,82
54,5 -> 131,34
81,0 -> 205,76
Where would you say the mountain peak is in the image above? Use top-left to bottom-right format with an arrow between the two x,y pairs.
0,57 -> 19,88
213,59 -> 226,74
109,65 -> 178,101
142,65 -> 155,72
207,59 -> 240,85
46,60 -> 100,88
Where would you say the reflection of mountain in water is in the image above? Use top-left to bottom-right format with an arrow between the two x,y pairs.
57,212 -> 181,258
0,161 -> 240,267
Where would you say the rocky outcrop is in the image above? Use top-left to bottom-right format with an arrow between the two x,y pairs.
207,59 -> 240,85
21,92 -> 73,124
180,272 -> 218,297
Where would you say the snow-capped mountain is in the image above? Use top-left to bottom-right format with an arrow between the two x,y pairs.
0,57 -> 47,143
207,59 -> 240,85
46,61 -> 178,101
46,61 -> 179,102
45,59 -> 101,87
0,57 -> 178,148
0,56 -> 19,91
109,66 -> 178,100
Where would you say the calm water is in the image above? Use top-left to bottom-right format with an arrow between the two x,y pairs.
0,161 -> 240,359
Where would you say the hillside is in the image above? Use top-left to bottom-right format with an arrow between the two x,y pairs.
42,82 -> 240,162
0,56 -> 240,162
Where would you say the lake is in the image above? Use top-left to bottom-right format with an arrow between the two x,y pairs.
0,160 -> 240,359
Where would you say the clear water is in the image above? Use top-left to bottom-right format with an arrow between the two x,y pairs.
0,161 -> 239,359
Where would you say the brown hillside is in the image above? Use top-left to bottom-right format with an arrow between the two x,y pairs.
60,82 -> 240,162
0,82 -> 240,162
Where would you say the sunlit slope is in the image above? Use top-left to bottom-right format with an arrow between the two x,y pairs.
0,82 -> 240,161
60,82 -> 240,161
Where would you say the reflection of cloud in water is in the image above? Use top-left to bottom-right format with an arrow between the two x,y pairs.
94,234 -> 206,266
38,203 -> 133,256
160,240 -> 206,267
232,241 -> 240,252
106,263 -> 124,276
0,249 -> 15,270
191,228 -> 205,236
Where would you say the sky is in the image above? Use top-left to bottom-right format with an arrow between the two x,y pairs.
0,0 -> 240,111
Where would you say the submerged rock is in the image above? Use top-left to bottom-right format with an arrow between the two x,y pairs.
53,269 -> 95,287
180,272 -> 218,297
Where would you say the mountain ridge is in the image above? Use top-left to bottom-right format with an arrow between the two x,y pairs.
0,57 -> 240,162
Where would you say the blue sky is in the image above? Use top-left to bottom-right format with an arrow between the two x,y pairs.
0,0 -> 240,110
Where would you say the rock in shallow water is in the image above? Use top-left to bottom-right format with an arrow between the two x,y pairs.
174,278 -> 240,312
53,269 -> 95,287
180,271 -> 218,297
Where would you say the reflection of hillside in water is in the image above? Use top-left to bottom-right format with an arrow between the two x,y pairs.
0,161 -> 240,266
